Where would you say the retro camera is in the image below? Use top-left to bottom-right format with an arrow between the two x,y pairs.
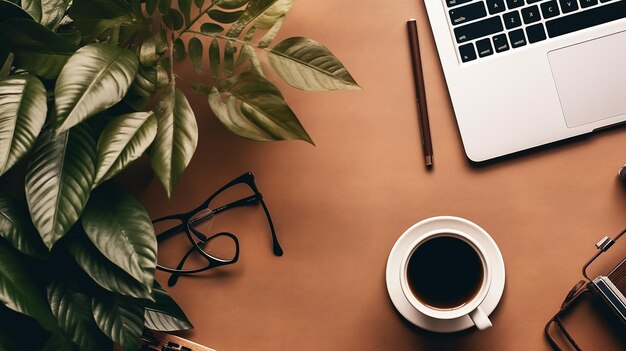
545,229 -> 626,350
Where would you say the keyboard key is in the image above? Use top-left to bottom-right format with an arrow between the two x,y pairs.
486,0 -> 506,14
526,23 -> 547,43
476,38 -> 494,57
559,0 -> 578,12
447,0 -> 473,7
508,29 -> 527,48
503,11 -> 522,29
527,0 -> 542,3
492,34 -> 510,52
521,5 -> 541,24
540,1 -> 560,19
449,2 -> 487,26
546,0 -> 626,38
579,0 -> 598,8
506,0 -> 524,9
459,43 -> 477,62
454,16 -> 504,43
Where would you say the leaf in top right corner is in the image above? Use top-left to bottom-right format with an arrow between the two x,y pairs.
268,37 -> 360,91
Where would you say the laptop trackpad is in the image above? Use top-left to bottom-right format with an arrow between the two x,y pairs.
548,31 -> 626,128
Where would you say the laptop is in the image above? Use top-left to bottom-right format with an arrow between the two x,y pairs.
423,0 -> 626,161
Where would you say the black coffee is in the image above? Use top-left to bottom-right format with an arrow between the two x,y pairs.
407,236 -> 484,309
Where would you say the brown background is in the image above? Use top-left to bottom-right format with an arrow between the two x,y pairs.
137,0 -> 626,350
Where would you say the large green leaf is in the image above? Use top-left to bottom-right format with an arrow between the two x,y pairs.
150,86 -> 198,198
0,75 -> 47,176
144,283 -> 193,331
67,233 -> 152,300
268,37 -> 360,91
94,113 -> 157,186
0,19 -> 77,79
208,71 -> 313,143
254,0 -> 291,29
68,0 -> 137,43
226,0 -> 278,38
208,9 -> 244,23
21,0 -> 71,30
81,185 -> 157,292
138,30 -> 167,66
42,333 -> 75,351
0,239 -> 58,333
47,280 -> 111,351
25,125 -> 97,250
0,0 -> 31,20
92,294 -> 144,351
0,194 -> 47,258
54,43 -> 139,134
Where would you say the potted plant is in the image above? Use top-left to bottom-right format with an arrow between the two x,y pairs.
0,0 -> 358,350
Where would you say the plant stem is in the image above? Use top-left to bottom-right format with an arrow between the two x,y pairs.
175,1 -> 218,40
185,29 -> 270,53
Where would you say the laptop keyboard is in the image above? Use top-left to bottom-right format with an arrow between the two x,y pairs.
448,0 -> 626,62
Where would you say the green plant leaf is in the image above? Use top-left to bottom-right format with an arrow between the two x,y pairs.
208,37 -> 220,80
68,0 -> 137,43
25,125 -> 97,250
240,44 -> 263,76
200,22 -> 224,34
67,232 -> 152,300
254,0 -> 291,29
94,113 -> 157,186
144,283 -> 193,331
188,37 -> 203,74
223,40 -> 236,76
0,0 -> 33,21
54,43 -> 139,134
0,239 -> 59,333
47,280 -> 111,351
42,333 -> 75,351
258,14 -> 284,48
139,30 -> 167,66
217,0 -> 249,10
268,37 -> 360,91
163,8 -> 183,30
194,0 -> 205,7
226,0 -> 277,38
179,0 -> 192,24
0,75 -> 47,176
21,0 -> 71,30
0,19 -> 77,79
145,0 -> 157,15
208,71 -> 313,143
81,185 -> 157,292
92,294 -> 144,351
0,53 -> 13,79
208,9 -> 244,23
150,86 -> 198,198
173,38 -> 186,61
0,194 -> 47,258
158,0 -> 171,13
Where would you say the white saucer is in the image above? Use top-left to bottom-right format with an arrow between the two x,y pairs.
386,216 -> 505,333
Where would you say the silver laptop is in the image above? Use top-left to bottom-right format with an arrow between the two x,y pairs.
424,0 -> 626,161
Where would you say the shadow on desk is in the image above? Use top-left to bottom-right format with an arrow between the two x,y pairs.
392,288 -> 508,351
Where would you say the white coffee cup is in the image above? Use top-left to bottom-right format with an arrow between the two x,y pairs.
399,229 -> 493,330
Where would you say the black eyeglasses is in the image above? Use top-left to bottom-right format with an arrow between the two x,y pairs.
152,172 -> 283,286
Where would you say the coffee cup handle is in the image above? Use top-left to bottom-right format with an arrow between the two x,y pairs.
469,306 -> 492,330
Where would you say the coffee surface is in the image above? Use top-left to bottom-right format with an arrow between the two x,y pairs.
407,236 -> 484,309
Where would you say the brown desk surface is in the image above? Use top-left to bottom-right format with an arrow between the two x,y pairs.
137,1 -> 626,350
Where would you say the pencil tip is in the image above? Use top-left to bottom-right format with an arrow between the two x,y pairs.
408,18 -> 417,21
